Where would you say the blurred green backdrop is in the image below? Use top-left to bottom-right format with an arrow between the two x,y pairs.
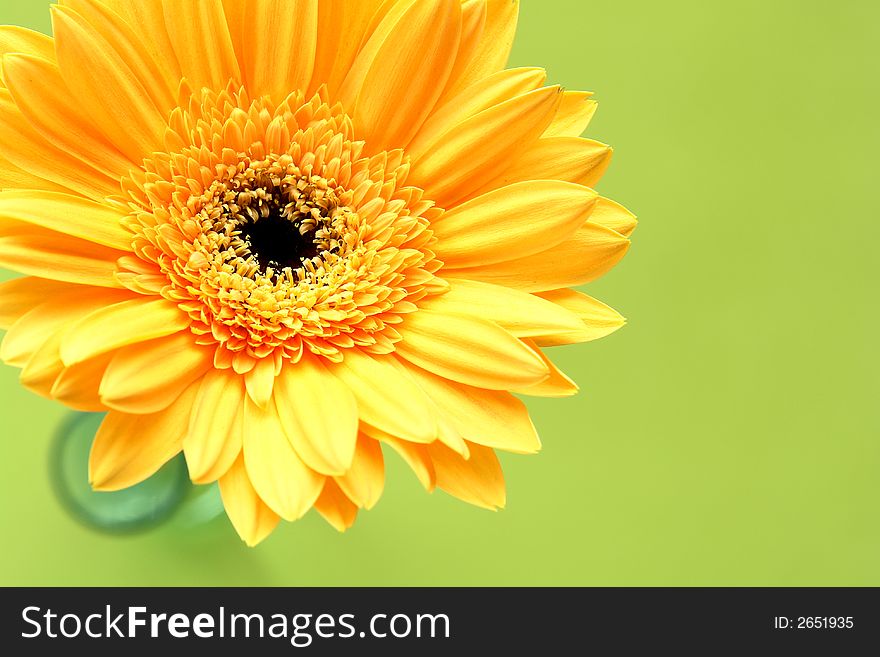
1,0 -> 878,586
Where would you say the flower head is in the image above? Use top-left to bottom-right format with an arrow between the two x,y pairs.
0,0 -> 635,545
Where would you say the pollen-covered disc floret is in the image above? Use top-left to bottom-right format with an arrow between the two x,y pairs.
117,85 -> 445,371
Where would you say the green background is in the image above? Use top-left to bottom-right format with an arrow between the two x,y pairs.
1,0 -> 877,585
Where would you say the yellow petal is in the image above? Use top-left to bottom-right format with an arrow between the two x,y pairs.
184,370 -> 245,484
313,0 -> 387,96
51,5 -> 166,162
61,0 -> 178,111
242,397 -> 324,520
244,355 -> 276,408
433,181 -> 596,267
544,91 -> 598,137
407,364 -> 540,454
221,0 -> 247,65
0,153 -> 68,193
274,354 -> 358,476
513,340 -> 579,397
0,89 -> 119,200
0,190 -> 132,250
534,289 -> 626,346
0,25 -> 54,84
60,297 -> 190,366
422,278 -> 584,338
395,309 -> 549,390
589,196 -> 638,237
427,440 -> 505,510
379,434 -> 435,491
219,453 -> 281,546
89,381 -> 199,491
99,331 -> 213,414
341,0 -> 461,149
408,86 -> 562,206
439,0 -> 487,106
313,479 -> 359,532
445,0 -> 519,95
360,378 -> 471,460
329,349 -> 438,444
334,435 -> 384,510
95,0 -> 182,88
0,287 -> 130,367
163,0 -> 241,92
0,224 -> 126,288
0,277 -> 81,329
20,330 -> 66,398
242,0 -> 317,102
476,137 -> 612,194
448,220 -> 631,292
407,66 -> 546,161
51,353 -> 112,411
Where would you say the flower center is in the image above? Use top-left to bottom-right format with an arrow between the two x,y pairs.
216,165 -> 354,282
237,210 -> 321,274
120,86 -> 445,367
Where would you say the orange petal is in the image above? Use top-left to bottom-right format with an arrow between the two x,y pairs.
51,353 -> 113,412
244,354 -> 276,408
0,89 -> 120,199
51,5 -> 166,162
313,0 -> 387,96
99,331 -> 213,414
407,66 -> 546,161
329,349 -> 438,444
0,277 -> 83,329
427,440 -> 505,510
379,434 -> 435,491
96,0 -> 182,86
0,153 -> 68,193
219,453 -> 281,546
340,0 -> 461,149
242,396 -> 324,520
0,287 -> 131,367
0,190 -> 132,250
163,0 -> 241,92
89,381 -> 199,491
432,181 -> 596,267
408,85 -> 562,207
241,0 -> 318,102
0,224 -> 127,289
275,354 -> 358,476
61,0 -> 178,112
544,91 -> 598,138
313,478 -> 359,532
436,0 -> 487,105
395,309 -> 549,390
447,220 -> 631,292
513,340 -> 579,397
0,25 -> 55,85
20,330 -> 66,399
423,278 -> 585,339
60,297 -> 190,366
534,289 -> 626,346
334,435 -> 384,509
407,364 -> 540,454
475,137 -> 612,195
589,196 -> 638,237
184,370 -> 245,484
444,0 -> 519,96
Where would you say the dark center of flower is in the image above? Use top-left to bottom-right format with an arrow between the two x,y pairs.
238,210 -> 321,274
216,166 -> 354,281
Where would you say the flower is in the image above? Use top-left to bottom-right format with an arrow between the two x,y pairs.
0,0 -> 635,545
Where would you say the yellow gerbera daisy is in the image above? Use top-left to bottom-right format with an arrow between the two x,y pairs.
0,0 -> 635,545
